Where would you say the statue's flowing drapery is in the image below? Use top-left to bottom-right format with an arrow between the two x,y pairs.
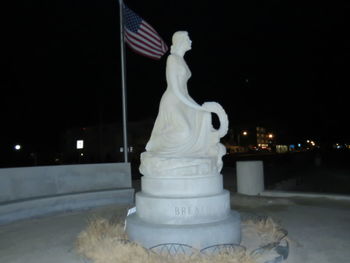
146,55 -> 214,157
141,54 -> 228,176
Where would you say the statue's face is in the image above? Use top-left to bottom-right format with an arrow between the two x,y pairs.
183,34 -> 192,51
172,31 -> 192,53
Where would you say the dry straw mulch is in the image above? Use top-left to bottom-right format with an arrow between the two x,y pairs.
75,215 -> 289,263
75,217 -> 258,263
242,217 -> 288,248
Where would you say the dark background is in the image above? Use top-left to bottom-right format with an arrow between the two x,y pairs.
1,0 -> 349,158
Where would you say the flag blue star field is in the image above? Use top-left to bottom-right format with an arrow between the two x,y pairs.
123,4 -> 168,60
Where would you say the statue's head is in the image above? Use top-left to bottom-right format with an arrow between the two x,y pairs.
170,31 -> 192,55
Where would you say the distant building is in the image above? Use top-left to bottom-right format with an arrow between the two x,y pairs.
256,126 -> 275,150
60,120 -> 154,164
225,125 -> 276,152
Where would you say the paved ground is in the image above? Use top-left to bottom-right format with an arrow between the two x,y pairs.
1,184 -> 350,263
0,204 -> 131,263
231,194 -> 350,263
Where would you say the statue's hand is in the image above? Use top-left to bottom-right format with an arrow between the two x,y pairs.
202,102 -> 229,138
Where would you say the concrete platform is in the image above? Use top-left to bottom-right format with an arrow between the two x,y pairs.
0,189 -> 134,225
0,163 -> 134,225
126,210 -> 241,249
1,192 -> 350,263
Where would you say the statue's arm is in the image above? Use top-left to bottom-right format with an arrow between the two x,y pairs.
166,55 -> 206,112
166,55 -> 228,137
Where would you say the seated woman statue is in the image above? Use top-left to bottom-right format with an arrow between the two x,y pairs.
140,31 -> 228,177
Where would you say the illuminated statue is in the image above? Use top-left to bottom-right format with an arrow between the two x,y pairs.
126,31 -> 241,250
140,31 -> 228,177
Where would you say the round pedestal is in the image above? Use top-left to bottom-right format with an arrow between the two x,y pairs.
126,210 -> 241,250
140,153 -> 218,177
129,152 -> 242,251
141,174 -> 223,197
136,190 -> 230,224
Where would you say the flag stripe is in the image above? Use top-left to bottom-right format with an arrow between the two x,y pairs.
125,28 -> 163,53
124,32 -> 163,56
123,4 -> 168,60
141,21 -> 162,42
125,39 -> 162,59
138,26 -> 163,49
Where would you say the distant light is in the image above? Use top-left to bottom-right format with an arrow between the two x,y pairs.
306,140 -> 310,143
334,143 -> 342,149
14,144 -> 21,151
268,134 -> 273,139
80,153 -> 84,156
298,143 -> 301,147
76,140 -> 84,149
242,131 -> 248,136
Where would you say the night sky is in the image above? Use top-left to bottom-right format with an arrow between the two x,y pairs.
2,0 -> 349,154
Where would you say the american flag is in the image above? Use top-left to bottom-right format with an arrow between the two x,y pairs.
123,4 -> 168,60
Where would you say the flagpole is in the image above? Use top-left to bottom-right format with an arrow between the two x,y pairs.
118,0 -> 128,163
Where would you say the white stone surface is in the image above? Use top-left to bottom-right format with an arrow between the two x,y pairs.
236,161 -> 265,195
141,174 -> 223,197
140,154 -> 219,178
126,210 -> 241,250
126,31 -> 241,249
140,31 -> 228,176
135,190 -> 231,224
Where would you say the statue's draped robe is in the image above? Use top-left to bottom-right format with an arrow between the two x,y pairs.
146,55 -> 215,158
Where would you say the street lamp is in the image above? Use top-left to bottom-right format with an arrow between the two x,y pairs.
237,131 -> 248,146
14,144 -> 21,151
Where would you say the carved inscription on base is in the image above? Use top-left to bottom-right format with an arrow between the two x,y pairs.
174,203 -> 229,217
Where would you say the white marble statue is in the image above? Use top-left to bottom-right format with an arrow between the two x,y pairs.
140,31 -> 228,177
127,32 -> 241,249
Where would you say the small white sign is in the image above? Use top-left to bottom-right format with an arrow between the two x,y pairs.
127,206 -> 136,216
124,206 -> 136,230
76,140 -> 84,149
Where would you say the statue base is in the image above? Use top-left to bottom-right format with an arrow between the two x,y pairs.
127,154 -> 241,251
126,176 -> 241,250
126,210 -> 241,250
